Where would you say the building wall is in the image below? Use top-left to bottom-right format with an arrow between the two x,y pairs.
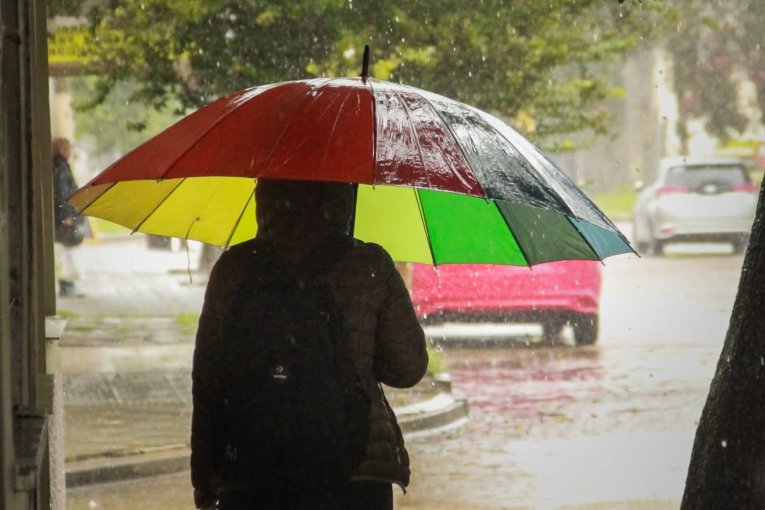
553,46 -> 680,193
0,0 -> 56,507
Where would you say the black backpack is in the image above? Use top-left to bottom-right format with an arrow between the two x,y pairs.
219,237 -> 370,483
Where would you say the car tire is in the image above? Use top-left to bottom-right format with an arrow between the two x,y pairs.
146,234 -> 172,250
541,320 -> 565,346
732,236 -> 749,255
632,221 -> 650,254
651,239 -> 664,256
572,314 -> 598,346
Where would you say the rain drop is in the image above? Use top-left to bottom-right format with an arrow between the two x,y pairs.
88,500 -> 99,509
721,439 -> 728,448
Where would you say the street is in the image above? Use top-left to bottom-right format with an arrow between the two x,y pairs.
400,245 -> 741,509
65,239 -> 744,509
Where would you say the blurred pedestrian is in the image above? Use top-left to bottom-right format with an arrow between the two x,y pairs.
191,179 -> 428,510
52,137 -> 85,297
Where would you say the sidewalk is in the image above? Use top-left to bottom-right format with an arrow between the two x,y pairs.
58,236 -> 468,487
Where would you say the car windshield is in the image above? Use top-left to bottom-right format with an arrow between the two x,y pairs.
665,165 -> 750,190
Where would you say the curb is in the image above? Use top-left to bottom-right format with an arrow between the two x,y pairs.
65,392 -> 469,488
66,447 -> 190,488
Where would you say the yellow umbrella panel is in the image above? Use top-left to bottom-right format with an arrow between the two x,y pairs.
70,177 -> 629,266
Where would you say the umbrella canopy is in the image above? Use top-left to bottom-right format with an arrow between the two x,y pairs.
69,75 -> 634,266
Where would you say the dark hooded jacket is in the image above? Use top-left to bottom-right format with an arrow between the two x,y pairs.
52,154 -> 79,225
191,180 -> 428,501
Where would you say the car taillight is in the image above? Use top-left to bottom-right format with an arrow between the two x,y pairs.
655,184 -> 689,196
731,182 -> 759,193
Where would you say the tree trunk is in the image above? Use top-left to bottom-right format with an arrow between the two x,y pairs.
681,185 -> 765,508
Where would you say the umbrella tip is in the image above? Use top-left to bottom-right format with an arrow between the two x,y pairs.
360,45 -> 370,81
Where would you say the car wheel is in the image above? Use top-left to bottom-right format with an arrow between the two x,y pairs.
632,221 -> 650,254
541,320 -> 565,346
732,236 -> 749,255
651,239 -> 664,256
572,314 -> 598,346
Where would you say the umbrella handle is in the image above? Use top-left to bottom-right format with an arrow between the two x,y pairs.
360,45 -> 370,80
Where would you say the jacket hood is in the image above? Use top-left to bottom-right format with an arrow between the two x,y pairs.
255,179 -> 355,238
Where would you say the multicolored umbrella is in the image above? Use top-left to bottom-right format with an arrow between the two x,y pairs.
69,52 -> 634,266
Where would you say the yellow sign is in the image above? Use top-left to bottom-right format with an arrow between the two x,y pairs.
48,26 -> 123,67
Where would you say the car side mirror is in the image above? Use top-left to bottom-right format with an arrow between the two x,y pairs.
633,179 -> 645,191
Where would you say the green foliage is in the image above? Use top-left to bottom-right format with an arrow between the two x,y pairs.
426,343 -> 447,377
591,185 -> 638,221
48,0 -> 87,17
70,77 -> 181,157
174,312 -> 200,330
55,309 -> 80,319
75,0 -> 666,148
667,0 -> 765,148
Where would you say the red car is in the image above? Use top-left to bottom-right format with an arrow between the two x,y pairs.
410,261 -> 601,345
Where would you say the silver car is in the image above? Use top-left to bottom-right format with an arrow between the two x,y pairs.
632,156 -> 758,255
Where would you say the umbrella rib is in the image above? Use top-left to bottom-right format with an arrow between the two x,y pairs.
366,79 -> 379,186
223,184 -> 256,248
158,87 -> 268,181
565,216 -> 602,262
414,188 -> 437,266
394,89 -> 432,190
414,89 -> 487,198
75,182 -> 117,216
493,200 -> 532,268
567,216 -> 638,261
256,78 -> 339,177
131,178 -> 187,235
319,86 -> 356,174
472,107 -> 577,217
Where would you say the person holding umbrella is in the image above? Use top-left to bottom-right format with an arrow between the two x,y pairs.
191,179 -> 428,509
66,46 -> 633,508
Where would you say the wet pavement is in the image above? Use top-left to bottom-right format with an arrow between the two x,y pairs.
60,234 -> 745,509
